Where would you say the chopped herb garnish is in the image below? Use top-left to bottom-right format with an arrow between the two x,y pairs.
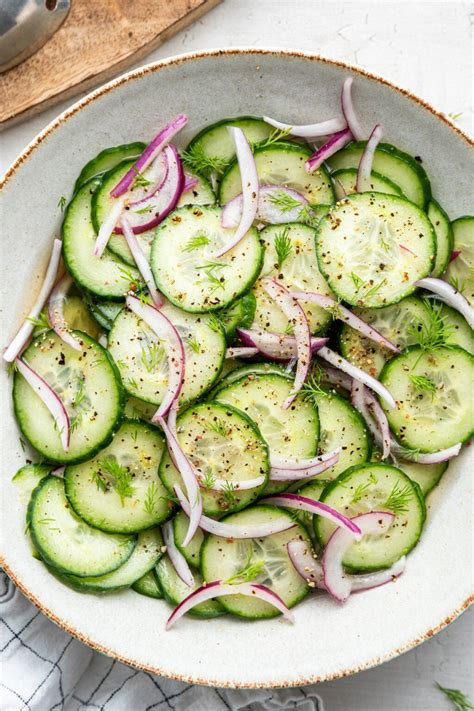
350,272 -> 364,290
274,227 -> 293,269
96,456 -> 135,505
253,126 -> 292,150
204,418 -> 229,438
57,195 -> 67,211
181,144 -> 228,178
383,482 -> 413,515
183,234 -> 210,252
144,481 -> 158,516
408,299 -> 455,352
435,682 -> 473,710
225,547 -> 265,584
140,342 -> 165,373
410,374 -> 437,395
221,480 -> 238,507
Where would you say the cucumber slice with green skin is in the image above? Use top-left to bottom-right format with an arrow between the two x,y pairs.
13,331 -> 124,464
327,142 -> 431,208
123,396 -> 157,421
65,420 -> 170,534
62,180 -> 142,300
173,511 -> 205,567
34,296 -> 103,341
28,477 -> 136,577
156,555 -> 224,618
428,200 -> 453,277
219,142 -> 334,206
397,460 -> 448,496
445,216 -> 474,306
63,528 -> 164,592
331,168 -> 403,199
12,464 -> 52,505
339,296 -> 473,378
108,301 -> 226,406
201,507 -> 311,619
178,169 -> 216,207
74,142 -> 146,192
317,192 -> 435,308
252,222 -> 335,334
159,402 -> 269,517
316,463 -> 426,572
211,362 -> 291,396
132,568 -> 163,598
379,345 -> 474,452
218,292 -> 256,343
150,205 -> 263,313
88,299 -> 123,331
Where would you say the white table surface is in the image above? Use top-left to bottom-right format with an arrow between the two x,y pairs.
1,1 -> 472,709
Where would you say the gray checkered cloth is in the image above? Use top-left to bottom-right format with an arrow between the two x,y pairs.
0,571 -> 324,710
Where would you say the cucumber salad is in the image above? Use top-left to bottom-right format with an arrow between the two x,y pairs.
5,77 -> 473,628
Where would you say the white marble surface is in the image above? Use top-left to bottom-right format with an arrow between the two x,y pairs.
1,1 -> 472,708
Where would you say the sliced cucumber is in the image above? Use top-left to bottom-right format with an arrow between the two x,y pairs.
156,555 -> 224,618
159,402 -> 269,516
150,205 -> 263,313
332,168 -> 403,199
123,396 -> 157,421
74,143 -> 146,191
62,180 -> 142,300
211,362 -> 291,396
327,142 -> 431,208
252,223 -> 334,334
132,568 -> 163,598
12,464 -> 52,505
445,216 -> 474,306
28,477 -> 136,577
317,192 -> 435,308
13,331 -> 124,464
219,142 -> 334,206
65,420 -> 169,533
379,345 -> 474,452
173,511 -> 204,567
428,200 -> 453,277
64,528 -> 164,592
178,169 -> 216,207
218,292 -> 256,343
316,463 -> 426,571
294,479 -> 331,532
88,299 -> 123,331
35,295 -> 103,341
398,460 -> 448,496
108,301 -> 226,406
201,506 -> 310,619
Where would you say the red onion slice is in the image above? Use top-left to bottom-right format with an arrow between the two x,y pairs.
261,493 -> 362,539
198,474 -> 266,492
449,250 -> 461,264
356,124 -> 384,192
319,364 -> 352,392
351,380 -> 390,459
237,328 -> 327,362
269,449 -> 341,481
4,239 -> 62,363
290,291 -> 399,352
322,511 -> 395,602
48,274 -> 84,351
51,466 -> 65,479
263,115 -> 347,138
214,127 -> 259,257
349,556 -> 406,592
120,217 -> 163,308
93,196 -> 126,258
391,439 -> 462,464
341,77 -> 365,141
225,347 -> 259,359
262,279 -> 312,408
221,185 -> 308,228
305,129 -> 352,173
110,114 -> 187,198
175,485 -> 296,539
128,151 -> 169,206
126,296 -> 184,418
162,521 -> 195,588
183,175 -> 200,193
318,346 -> 396,409
15,358 -> 70,451
415,278 -> 474,329
166,579 -> 294,629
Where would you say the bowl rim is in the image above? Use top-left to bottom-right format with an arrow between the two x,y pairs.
1,47 -> 473,689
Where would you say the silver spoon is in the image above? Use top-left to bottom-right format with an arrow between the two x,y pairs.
0,0 -> 70,73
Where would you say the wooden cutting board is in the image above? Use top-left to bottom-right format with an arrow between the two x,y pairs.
0,0 -> 221,128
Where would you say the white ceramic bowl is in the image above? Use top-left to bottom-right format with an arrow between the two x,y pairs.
1,49 -> 473,689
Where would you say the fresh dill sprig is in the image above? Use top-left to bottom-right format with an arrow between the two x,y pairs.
127,377 -> 139,390
187,337 -> 201,354
183,234 -> 210,253
447,111 -> 463,121
350,272 -> 364,291
298,203 -> 320,228
300,367 -> 328,403
364,278 -> 387,300
435,682 -> 473,710
144,482 -> 158,516
383,482 -> 413,515
207,314 -> 224,334
133,204 -> 154,215
201,469 -> 217,489
27,311 -> 50,330
96,456 -> 135,505
140,342 -> 164,373
117,264 -> 139,286
19,437 -> 26,452
225,548 -> 265,584
410,374 -> 437,396
449,275 -> 465,294
181,144 -> 229,178
221,480 -> 238,507
57,195 -> 67,211
409,300 -> 455,352
91,469 -> 108,492
204,418 -> 229,438
160,492 -> 179,506
268,190 -> 301,213
350,472 -> 378,504
196,261 -> 226,293
253,127 -> 293,150
274,227 -> 292,270
131,166 -> 154,190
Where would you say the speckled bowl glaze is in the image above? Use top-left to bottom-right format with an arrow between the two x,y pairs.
1,49 -> 473,689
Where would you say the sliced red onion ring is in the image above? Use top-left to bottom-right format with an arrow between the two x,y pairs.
322,511 -> 395,602
214,127 -> 259,257
356,124 -> 384,192
262,279 -> 312,408
51,466 -> 65,479
318,346 -> 396,409
225,347 -> 259,359
15,358 -> 70,451
305,128 -> 352,173
198,474 -> 266,492
166,579 -> 294,629
110,114 -> 187,198
162,521 -> 195,588
263,115 -> 347,138
120,217 -> 163,307
269,449 -> 341,481
221,185 -> 308,228
341,77 -> 365,141
4,239 -> 62,362
128,151 -> 169,206
93,196 -> 126,258
48,274 -> 84,351
319,364 -> 352,391
261,493 -> 362,539
175,485 -> 296,539
351,381 -> 390,459
237,328 -> 327,362
449,250 -> 461,263
349,556 -> 406,592
126,296 -> 184,418
290,291 -> 399,352
391,439 -> 462,464
415,277 -> 474,329
183,175 -> 200,193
